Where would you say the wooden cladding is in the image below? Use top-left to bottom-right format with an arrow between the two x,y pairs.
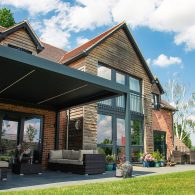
68,28 -> 154,152
0,29 -> 37,54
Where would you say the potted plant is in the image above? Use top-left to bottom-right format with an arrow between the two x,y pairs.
152,151 -> 161,167
105,155 -> 115,171
116,159 -> 133,178
116,161 -> 123,177
141,153 -> 155,167
121,161 -> 133,178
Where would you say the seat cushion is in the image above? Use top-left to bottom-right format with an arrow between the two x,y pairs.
70,150 -> 80,160
62,150 -> 72,159
57,159 -> 83,165
48,159 -> 59,163
0,161 -> 9,168
79,150 -> 93,161
49,150 -> 63,159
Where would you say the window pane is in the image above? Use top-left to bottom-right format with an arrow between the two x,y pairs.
130,93 -> 142,113
131,120 -> 142,145
116,96 -> 125,108
99,99 -> 112,106
23,118 -> 41,163
0,120 -> 18,159
97,114 -> 112,144
97,64 -> 111,80
116,72 -> 125,85
129,77 -> 140,92
154,131 -> 166,157
131,147 -> 143,162
117,118 -> 125,146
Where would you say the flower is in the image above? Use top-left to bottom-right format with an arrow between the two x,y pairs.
140,153 -> 155,162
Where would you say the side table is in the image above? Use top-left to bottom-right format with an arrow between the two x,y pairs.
12,163 -> 42,175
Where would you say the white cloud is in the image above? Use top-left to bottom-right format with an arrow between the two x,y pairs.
152,54 -> 182,67
2,0 -> 195,51
146,58 -> 151,66
0,0 -> 65,15
76,36 -> 89,46
40,24 -> 70,49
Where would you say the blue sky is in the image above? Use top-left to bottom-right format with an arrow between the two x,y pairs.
0,0 -> 194,145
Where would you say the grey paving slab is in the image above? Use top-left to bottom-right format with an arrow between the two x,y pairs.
0,165 -> 194,192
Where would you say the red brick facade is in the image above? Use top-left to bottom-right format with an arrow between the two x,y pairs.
152,108 -> 174,158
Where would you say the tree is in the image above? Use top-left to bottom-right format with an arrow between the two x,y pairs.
0,8 -> 15,27
26,125 -> 37,143
164,77 -> 195,143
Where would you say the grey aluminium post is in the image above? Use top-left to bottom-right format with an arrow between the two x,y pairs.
125,92 -> 131,162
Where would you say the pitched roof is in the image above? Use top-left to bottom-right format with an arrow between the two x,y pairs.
38,42 -> 67,63
0,26 -> 6,32
161,99 -> 177,111
154,77 -> 165,94
0,20 -> 44,52
60,22 -> 155,83
59,22 -> 124,64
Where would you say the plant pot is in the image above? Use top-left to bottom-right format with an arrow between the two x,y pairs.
143,161 -> 150,167
106,164 -> 113,171
112,163 -> 116,170
160,161 -> 165,167
149,161 -> 155,167
122,164 -> 133,178
116,168 -> 123,177
155,162 -> 160,167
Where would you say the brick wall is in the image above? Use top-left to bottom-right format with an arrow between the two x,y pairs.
0,103 -> 56,170
152,108 -> 174,158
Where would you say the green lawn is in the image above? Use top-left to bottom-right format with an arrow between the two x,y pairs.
2,171 -> 195,195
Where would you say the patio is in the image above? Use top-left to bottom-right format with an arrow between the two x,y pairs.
1,165 -> 195,192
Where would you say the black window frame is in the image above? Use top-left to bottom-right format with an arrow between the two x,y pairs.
152,93 -> 160,110
8,44 -> 33,54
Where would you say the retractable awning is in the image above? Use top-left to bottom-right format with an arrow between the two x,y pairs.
0,46 -> 127,111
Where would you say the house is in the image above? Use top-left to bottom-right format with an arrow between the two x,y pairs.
0,20 -> 175,169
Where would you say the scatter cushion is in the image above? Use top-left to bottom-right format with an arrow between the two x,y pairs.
79,150 -> 93,161
57,159 -> 83,165
70,150 -> 80,160
49,150 -> 62,159
0,161 -> 8,168
62,150 -> 72,159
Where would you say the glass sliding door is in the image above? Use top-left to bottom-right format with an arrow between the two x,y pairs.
116,118 -> 125,160
0,119 -> 19,160
23,117 -> 42,163
0,111 -> 43,164
153,131 -> 166,158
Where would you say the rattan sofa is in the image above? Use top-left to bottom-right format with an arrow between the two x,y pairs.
48,150 -> 105,175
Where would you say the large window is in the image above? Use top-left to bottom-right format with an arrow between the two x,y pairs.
129,76 -> 141,92
131,119 -> 142,145
97,64 -> 111,80
97,114 -> 112,155
117,118 -> 125,146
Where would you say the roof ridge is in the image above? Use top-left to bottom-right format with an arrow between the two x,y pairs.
41,41 -> 67,52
